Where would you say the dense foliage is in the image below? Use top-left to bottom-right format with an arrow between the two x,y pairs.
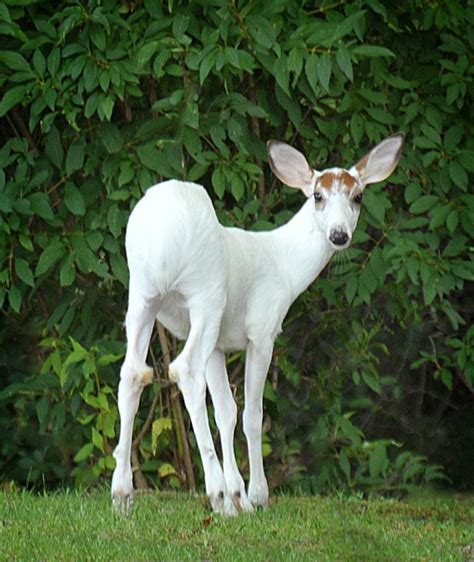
0,0 -> 473,495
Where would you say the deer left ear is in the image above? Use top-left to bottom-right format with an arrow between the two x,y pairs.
351,133 -> 405,188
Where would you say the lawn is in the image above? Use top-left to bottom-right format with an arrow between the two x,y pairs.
0,488 -> 473,561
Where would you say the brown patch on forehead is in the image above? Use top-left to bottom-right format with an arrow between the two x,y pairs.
340,171 -> 357,191
316,171 -> 358,192
317,172 -> 337,190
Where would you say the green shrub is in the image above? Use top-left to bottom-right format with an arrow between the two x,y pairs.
0,0 -> 472,493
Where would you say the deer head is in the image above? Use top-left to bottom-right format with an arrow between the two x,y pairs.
267,133 -> 405,250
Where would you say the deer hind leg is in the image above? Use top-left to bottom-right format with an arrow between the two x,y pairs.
169,296 -> 237,516
206,350 -> 253,513
243,341 -> 273,509
112,286 -> 158,515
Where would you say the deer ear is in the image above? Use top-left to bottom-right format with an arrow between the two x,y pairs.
352,133 -> 405,188
267,141 -> 316,197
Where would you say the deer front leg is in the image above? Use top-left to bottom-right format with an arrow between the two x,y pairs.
243,341 -> 273,509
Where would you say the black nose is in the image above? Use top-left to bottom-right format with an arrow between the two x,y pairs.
329,230 -> 349,246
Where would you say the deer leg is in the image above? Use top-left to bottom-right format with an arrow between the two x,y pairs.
243,341 -> 273,509
112,288 -> 158,514
170,301 -> 237,516
206,350 -> 252,513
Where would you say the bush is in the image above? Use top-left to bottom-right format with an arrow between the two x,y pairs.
0,0 -> 472,493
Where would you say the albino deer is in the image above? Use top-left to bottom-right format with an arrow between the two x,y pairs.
111,133 -> 404,516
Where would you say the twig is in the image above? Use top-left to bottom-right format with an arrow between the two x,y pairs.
157,322 -> 196,490
247,74 -> 266,207
11,108 -> 39,156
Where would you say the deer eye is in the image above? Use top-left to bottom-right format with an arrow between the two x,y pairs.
353,193 -> 363,205
314,191 -> 323,203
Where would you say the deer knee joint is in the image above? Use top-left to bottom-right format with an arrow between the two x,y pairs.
139,367 -> 154,387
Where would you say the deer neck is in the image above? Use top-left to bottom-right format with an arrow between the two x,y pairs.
270,197 -> 335,301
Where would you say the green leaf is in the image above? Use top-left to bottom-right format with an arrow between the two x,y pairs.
15,258 -> 35,287
409,195 -> 439,214
366,108 -> 394,125
101,123 -> 123,154
352,45 -> 395,58
90,24 -> 106,51
339,416 -> 362,445
440,368 -> 453,390
350,113 -> 364,146
182,103 -> 199,129
29,193 -> 54,220
19,233 -> 34,252
45,126 -> 64,169
110,252 -> 128,287
336,47 -> 353,81
449,160 -> 467,190
66,142 -> 84,175
338,450 -> 351,481
421,124 -> 441,146
199,49 -> 217,84
363,191 -> 386,224
288,48 -> 304,79
76,246 -> 108,277
0,85 -> 27,117
100,96 -> 114,121
83,58 -> 100,92
8,285 -> 22,313
429,205 -> 451,229
47,48 -> 61,77
345,276 -> 358,303
151,417 -> 172,455
362,370 -> 381,394
0,193 -> 10,213
64,183 -> 85,215
107,204 -> 123,238
273,55 -> 290,95
316,53 -> 332,91
33,49 -> 46,77
212,166 -> 225,199
36,396 -> 49,431
74,442 -> 94,463
60,255 -> 76,287
85,92 -> 99,118
158,462 -> 177,478
446,210 -> 459,233
36,241 -> 65,276
422,151 -> 438,168
369,445 -> 387,478
305,54 -> 319,94
404,182 -> 421,204
172,14 -> 190,43
0,50 -> 31,72
231,174 -> 245,202
92,427 -> 104,452
444,124 -> 463,152
422,280 -> 437,306
136,142 -> 163,172
275,85 -> 302,128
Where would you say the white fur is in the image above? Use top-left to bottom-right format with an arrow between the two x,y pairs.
111,134 -> 404,515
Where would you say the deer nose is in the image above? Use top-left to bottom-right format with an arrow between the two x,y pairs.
329,229 -> 350,247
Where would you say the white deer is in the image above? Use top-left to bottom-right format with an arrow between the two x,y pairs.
111,133 -> 404,516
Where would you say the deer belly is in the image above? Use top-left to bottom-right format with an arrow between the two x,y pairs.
216,309 -> 248,352
156,292 -> 190,341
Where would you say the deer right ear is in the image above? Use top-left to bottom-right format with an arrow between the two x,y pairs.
267,141 -> 316,198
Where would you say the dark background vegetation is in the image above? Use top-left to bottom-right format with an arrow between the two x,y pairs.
0,0 -> 473,496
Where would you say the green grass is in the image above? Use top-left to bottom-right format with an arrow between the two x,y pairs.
1,488 -> 473,561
